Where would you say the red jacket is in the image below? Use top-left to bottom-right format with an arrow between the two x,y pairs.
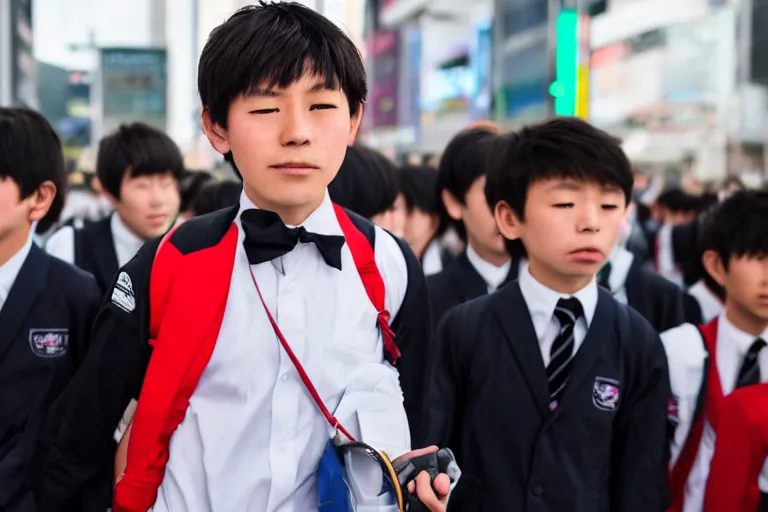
704,383 -> 768,512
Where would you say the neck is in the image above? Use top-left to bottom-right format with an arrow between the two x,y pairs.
527,258 -> 592,295
468,240 -> 510,268
0,225 -> 30,268
115,213 -> 150,243
243,185 -> 323,226
724,300 -> 768,338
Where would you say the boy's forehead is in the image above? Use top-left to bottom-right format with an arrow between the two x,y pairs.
533,176 -> 623,193
248,71 -> 343,95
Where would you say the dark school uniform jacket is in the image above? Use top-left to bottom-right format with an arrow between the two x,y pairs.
0,244 -> 102,512
71,215 -> 121,294
37,204 -> 432,510
422,282 -> 671,512
426,251 -> 519,327
623,257 -> 688,332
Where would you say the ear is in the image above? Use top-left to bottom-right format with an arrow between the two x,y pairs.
347,103 -> 364,145
702,249 -> 727,287
494,200 -> 523,242
202,108 -> 231,155
26,181 -> 57,223
441,189 -> 464,221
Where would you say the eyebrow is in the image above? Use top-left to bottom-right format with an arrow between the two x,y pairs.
547,180 -> 622,193
245,82 -> 335,98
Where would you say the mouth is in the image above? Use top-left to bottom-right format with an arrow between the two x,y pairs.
759,295 -> 768,305
147,213 -> 169,225
568,247 -> 605,263
270,162 -> 319,176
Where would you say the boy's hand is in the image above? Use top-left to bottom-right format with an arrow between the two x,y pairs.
394,446 -> 451,512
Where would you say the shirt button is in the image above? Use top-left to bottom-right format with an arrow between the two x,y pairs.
280,373 -> 289,381
531,485 -> 543,497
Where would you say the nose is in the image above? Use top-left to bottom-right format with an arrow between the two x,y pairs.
576,203 -> 601,233
279,107 -> 311,147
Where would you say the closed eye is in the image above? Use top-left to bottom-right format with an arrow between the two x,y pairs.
602,204 -> 619,210
249,108 -> 278,114
553,203 -> 574,209
310,104 -> 337,111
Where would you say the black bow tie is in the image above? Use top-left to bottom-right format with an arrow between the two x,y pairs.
240,209 -> 345,270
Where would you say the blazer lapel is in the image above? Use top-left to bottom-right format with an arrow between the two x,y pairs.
494,282 -> 550,419
0,244 -> 49,360
547,289 -> 617,423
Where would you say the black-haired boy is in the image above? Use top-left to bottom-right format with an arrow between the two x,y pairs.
398,164 -> 446,275
663,190 -> 768,512
423,117 -> 670,511
427,127 -> 514,326
40,3 -> 448,512
0,108 -> 102,512
46,122 -> 183,293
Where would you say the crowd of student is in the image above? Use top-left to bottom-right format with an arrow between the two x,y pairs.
1,2 -> 768,512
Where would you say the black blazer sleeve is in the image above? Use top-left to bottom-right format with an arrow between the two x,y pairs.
389,235 -> 433,444
653,276 -> 687,332
611,310 -> 671,512
37,237 -> 161,511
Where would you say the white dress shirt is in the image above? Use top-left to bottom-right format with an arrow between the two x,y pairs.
518,264 -> 598,366
45,213 -> 144,267
421,240 -> 444,277
656,223 -> 684,288
682,313 -> 768,512
466,244 -> 511,293
154,191 -> 411,512
0,234 -> 33,312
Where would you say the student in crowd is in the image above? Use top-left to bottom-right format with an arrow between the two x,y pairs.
398,164 -> 448,276
328,143 -> 407,237
0,107 -> 102,512
424,117 -> 670,511
662,189 -> 768,512
45,123 -> 183,293
427,127 -> 514,326
39,4 -> 449,511
177,169 -> 214,222
596,203 -> 688,332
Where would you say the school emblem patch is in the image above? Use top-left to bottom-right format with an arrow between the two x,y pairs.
592,377 -> 620,411
29,329 -> 69,357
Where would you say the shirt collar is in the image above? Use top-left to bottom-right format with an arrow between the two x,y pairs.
0,232 -> 34,299
607,245 -> 634,293
518,263 -> 598,339
466,243 -> 511,291
236,189 -> 341,236
111,213 -> 145,255
718,312 -> 768,355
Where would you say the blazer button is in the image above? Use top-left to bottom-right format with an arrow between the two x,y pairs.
531,485 -> 543,497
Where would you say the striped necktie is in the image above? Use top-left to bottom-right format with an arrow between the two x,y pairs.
547,297 -> 584,411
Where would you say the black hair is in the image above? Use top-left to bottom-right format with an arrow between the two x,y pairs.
398,165 -> 439,215
700,189 -> 768,274
328,145 -> 400,220
656,188 -> 703,214
191,180 -> 242,216
96,122 -> 184,200
180,170 -> 214,212
0,107 -> 67,231
436,127 -> 498,240
485,117 -> 633,257
198,1 -> 367,131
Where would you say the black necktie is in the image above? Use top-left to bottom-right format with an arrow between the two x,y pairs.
240,209 -> 346,270
547,297 -> 583,410
735,337 -> 766,389
597,262 -> 612,291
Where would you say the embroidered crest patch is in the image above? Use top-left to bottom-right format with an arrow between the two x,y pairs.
29,329 -> 69,357
116,271 -> 134,295
592,377 -> 620,411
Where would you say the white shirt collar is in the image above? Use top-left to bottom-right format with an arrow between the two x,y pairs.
607,245 -> 635,293
421,240 -> 443,277
518,262 -> 598,339
111,213 -> 145,258
0,232 -> 34,305
466,243 -> 511,292
718,312 -> 768,356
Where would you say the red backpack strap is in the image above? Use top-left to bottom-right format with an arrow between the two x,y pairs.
332,203 -> 400,364
668,318 -> 718,512
148,225 -> 182,343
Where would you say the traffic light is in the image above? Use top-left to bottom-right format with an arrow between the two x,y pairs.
549,9 -> 590,119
